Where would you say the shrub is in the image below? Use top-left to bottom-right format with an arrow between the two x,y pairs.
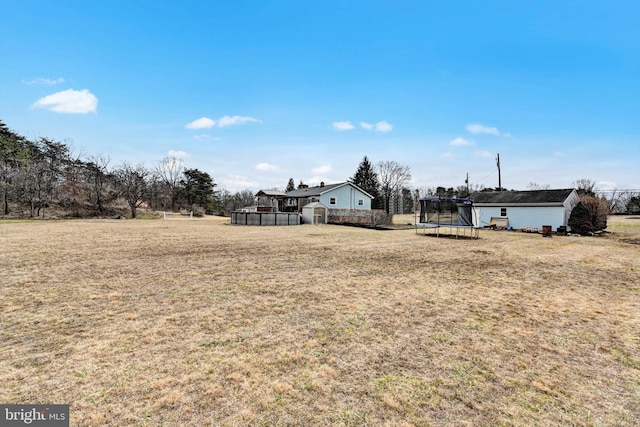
568,196 -> 609,234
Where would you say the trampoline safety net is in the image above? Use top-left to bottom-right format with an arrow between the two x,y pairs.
419,197 -> 473,226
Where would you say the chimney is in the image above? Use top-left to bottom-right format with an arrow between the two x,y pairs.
320,181 -> 325,187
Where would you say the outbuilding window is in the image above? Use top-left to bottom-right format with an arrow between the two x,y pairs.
330,197 -> 336,205
501,208 -> 507,216
358,199 -> 363,206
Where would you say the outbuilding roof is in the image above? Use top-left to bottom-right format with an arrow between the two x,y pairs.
472,189 -> 576,205
302,202 -> 327,209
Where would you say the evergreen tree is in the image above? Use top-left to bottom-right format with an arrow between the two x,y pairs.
181,168 -> 216,213
286,177 -> 295,192
568,196 -> 608,234
627,195 -> 640,214
568,202 -> 591,234
401,187 -> 414,213
350,156 -> 382,209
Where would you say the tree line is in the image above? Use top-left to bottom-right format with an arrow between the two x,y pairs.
346,156 -> 490,214
3,120 -> 637,221
0,121 -> 219,218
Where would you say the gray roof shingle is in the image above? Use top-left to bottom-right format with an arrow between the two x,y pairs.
285,182 -> 349,198
472,189 -> 576,205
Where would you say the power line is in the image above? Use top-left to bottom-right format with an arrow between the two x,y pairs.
473,169 -> 498,185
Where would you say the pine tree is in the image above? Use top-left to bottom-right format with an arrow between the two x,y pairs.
286,177 -> 295,192
350,156 -> 382,209
568,196 -> 608,234
568,202 -> 591,234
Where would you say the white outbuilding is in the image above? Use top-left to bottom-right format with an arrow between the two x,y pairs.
472,189 -> 580,231
302,202 -> 328,225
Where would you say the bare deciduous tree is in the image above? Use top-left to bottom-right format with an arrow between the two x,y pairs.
84,154 -> 114,215
220,189 -> 255,214
527,182 -> 551,190
376,160 -> 412,214
114,162 -> 148,218
573,178 -> 597,196
155,157 -> 184,211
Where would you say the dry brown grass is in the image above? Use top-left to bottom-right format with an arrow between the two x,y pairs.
1,215 -> 639,426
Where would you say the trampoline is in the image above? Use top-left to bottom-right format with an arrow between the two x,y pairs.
415,197 -> 480,239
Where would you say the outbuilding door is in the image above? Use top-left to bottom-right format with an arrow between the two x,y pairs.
313,206 -> 326,224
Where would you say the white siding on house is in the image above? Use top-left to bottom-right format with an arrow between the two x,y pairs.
475,206 -> 567,230
563,192 -> 580,229
472,189 -> 579,231
319,185 -> 371,210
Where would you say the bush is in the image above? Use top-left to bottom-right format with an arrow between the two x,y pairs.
568,196 -> 609,234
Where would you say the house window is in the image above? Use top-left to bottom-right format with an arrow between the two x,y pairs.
358,199 -> 363,206
501,208 -> 507,216
330,197 -> 336,205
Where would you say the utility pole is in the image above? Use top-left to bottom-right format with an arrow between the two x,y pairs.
496,153 -> 502,191
465,172 -> 469,196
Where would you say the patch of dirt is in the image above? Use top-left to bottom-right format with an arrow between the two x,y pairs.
621,238 -> 640,245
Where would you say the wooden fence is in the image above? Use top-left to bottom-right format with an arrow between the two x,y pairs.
327,209 -> 392,225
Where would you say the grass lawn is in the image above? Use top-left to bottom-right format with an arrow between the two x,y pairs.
1,215 -> 639,426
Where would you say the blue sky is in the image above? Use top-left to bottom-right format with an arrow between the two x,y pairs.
1,0 -> 639,193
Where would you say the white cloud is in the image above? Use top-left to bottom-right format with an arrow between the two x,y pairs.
255,162 -> 279,172
441,152 -> 455,158
168,150 -> 189,159
474,150 -> 492,158
31,89 -> 98,114
217,115 -> 261,127
186,117 -> 216,129
331,121 -> 355,131
466,123 -> 510,136
374,120 -> 393,132
24,77 -> 65,85
358,120 -> 393,132
553,151 -> 564,157
193,134 -> 210,140
309,177 -> 332,186
598,181 -> 617,190
187,115 -> 260,129
450,137 -> 474,146
221,174 -> 258,190
312,164 -> 332,174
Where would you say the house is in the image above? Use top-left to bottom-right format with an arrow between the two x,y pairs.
471,189 -> 580,231
285,181 -> 373,211
284,181 -> 374,224
254,190 -> 287,212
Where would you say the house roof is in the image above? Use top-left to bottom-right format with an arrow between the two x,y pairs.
285,182 -> 374,199
255,190 -> 286,197
472,189 -> 576,205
